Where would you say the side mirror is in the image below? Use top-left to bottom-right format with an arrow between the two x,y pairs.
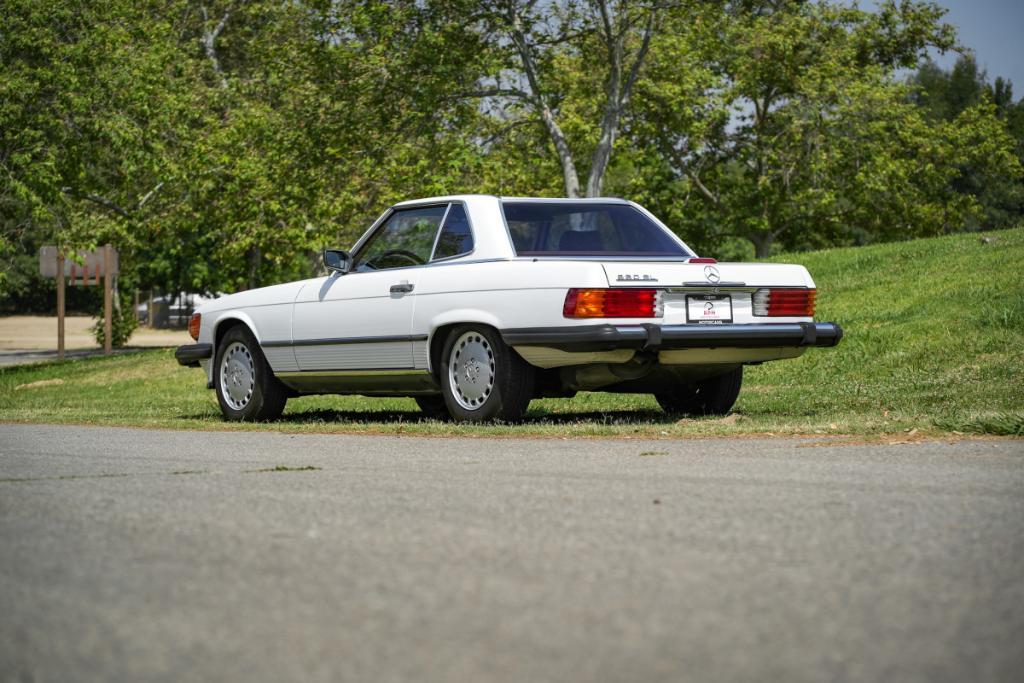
324,249 -> 352,274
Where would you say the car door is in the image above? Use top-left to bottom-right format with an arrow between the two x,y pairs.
291,205 -> 448,372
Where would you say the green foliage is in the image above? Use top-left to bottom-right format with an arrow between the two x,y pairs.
1,0 -> 493,300
909,55 -> 1024,230
2,0 -> 201,301
90,290 -> 139,349
2,0 -> 1022,306
627,0 -> 1022,257
934,414 -> 1024,437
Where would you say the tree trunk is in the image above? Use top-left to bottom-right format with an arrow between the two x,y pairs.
541,106 -> 582,198
750,233 -> 774,259
506,8 -> 581,198
247,246 -> 261,290
586,105 -> 618,197
586,4 -> 657,197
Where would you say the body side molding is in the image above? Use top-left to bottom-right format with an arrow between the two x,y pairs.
262,334 -> 429,348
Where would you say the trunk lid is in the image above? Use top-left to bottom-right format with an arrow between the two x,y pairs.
600,262 -> 815,325
601,262 -> 812,289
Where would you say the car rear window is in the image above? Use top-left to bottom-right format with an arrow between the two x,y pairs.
501,202 -> 691,257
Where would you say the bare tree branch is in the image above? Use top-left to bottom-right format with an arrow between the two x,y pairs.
456,88 -> 531,100
480,118 -> 534,147
685,169 -> 720,205
136,182 -> 165,210
586,4 -> 658,197
596,0 -> 617,61
621,10 -> 656,107
62,188 -> 132,220
505,1 -> 581,197
200,5 -> 231,90
61,180 -> 165,220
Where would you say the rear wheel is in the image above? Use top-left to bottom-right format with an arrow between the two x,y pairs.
440,326 -> 534,422
214,325 -> 288,421
655,367 -> 743,416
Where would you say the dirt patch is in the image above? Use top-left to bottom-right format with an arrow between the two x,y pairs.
76,362 -> 181,387
676,413 -> 743,426
15,379 -> 65,391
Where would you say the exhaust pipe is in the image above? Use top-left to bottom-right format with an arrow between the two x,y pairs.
560,352 -> 656,391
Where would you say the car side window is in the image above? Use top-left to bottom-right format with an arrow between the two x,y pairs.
431,203 -> 474,260
353,206 -> 447,272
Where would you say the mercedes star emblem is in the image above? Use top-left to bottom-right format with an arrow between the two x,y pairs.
704,265 -> 721,284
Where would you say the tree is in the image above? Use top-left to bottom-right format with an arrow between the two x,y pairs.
0,0 -> 190,304
167,0 -> 496,292
909,55 -> 1024,230
620,0 -> 1020,257
468,0 -> 662,197
4,0 -> 1022,316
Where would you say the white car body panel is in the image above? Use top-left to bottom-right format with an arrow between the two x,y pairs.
291,270 -> 420,371
180,195 -> 842,395
194,280 -> 311,380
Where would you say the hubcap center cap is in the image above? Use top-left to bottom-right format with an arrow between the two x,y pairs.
465,360 -> 481,383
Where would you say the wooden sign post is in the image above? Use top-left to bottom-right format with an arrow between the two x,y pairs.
56,251 -> 66,360
40,245 -> 119,356
103,244 -> 113,355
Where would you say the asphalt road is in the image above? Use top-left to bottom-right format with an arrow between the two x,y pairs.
1,425 -> 1022,683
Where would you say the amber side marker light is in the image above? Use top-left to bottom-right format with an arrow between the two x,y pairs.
188,313 -> 201,341
563,288 -> 662,318
752,288 -> 817,317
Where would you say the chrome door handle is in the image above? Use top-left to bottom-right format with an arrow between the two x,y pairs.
390,282 -> 414,294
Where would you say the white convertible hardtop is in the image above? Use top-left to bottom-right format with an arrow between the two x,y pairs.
389,194 -> 696,262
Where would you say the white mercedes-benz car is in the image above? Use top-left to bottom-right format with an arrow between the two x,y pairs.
176,195 -> 842,422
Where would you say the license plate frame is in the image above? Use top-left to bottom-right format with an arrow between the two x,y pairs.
686,294 -> 733,325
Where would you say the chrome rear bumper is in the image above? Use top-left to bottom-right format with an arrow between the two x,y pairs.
501,322 -> 843,352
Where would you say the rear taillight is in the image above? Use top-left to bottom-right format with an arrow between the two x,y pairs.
688,257 -> 717,264
752,288 -> 817,317
563,288 -> 662,318
188,313 -> 201,340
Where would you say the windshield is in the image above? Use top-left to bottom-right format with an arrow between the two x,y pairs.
501,201 -> 692,258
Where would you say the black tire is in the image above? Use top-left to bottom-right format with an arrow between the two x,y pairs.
655,366 -> 743,416
414,396 -> 451,420
440,325 -> 534,422
214,325 -> 288,421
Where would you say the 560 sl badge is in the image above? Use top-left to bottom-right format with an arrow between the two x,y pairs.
616,274 -> 658,282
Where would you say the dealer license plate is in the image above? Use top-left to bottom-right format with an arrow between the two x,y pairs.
686,294 -> 732,324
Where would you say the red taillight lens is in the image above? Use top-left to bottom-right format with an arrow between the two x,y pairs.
688,257 -> 718,264
188,313 -> 201,340
563,288 -> 662,318
752,289 -> 817,317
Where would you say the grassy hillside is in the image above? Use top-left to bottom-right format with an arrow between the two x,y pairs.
756,227 -> 1024,436
2,228 -> 1022,437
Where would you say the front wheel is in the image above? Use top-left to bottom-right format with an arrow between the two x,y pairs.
440,326 -> 534,422
655,367 -> 743,416
214,325 -> 288,421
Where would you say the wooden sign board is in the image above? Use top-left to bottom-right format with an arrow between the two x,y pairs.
39,245 -> 118,357
40,246 -> 119,282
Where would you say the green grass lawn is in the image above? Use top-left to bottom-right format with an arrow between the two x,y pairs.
2,228 -> 1022,438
